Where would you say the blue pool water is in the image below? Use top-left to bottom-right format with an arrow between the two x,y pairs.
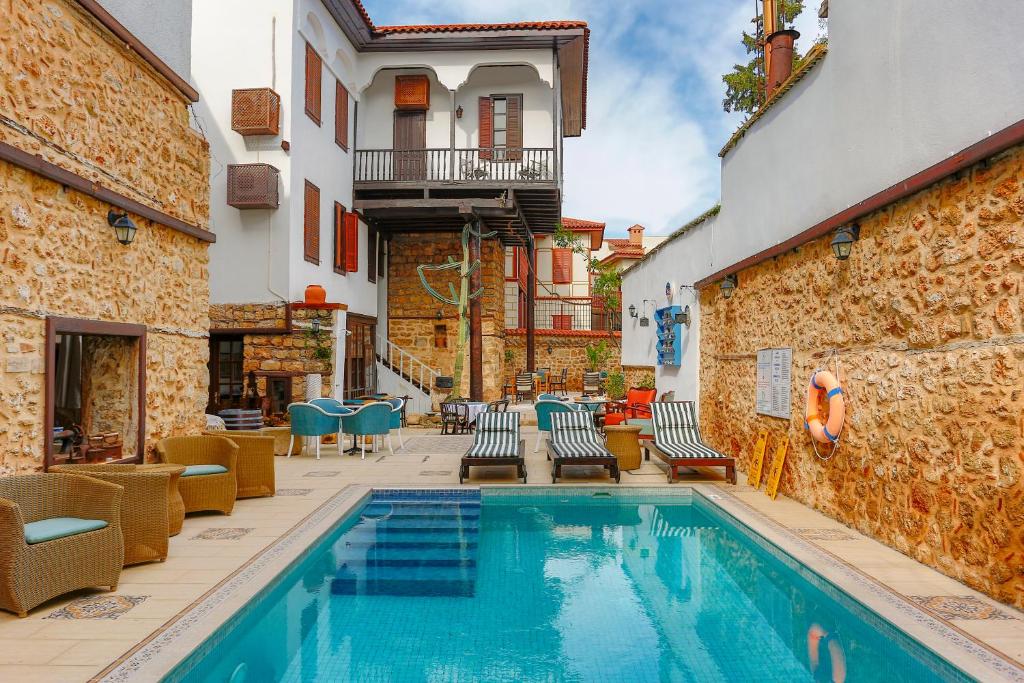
167,489 -> 970,682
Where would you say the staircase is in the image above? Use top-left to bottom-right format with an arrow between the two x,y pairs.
375,336 -> 439,413
330,492 -> 481,597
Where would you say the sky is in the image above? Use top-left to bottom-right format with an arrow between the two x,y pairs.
361,0 -> 825,238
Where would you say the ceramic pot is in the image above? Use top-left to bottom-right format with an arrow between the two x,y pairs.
304,284 -> 326,304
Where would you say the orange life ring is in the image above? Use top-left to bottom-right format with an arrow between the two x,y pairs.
805,370 -> 845,444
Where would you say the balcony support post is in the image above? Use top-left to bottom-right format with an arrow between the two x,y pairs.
449,89 -> 457,181
469,215 -> 484,401
526,231 -> 536,373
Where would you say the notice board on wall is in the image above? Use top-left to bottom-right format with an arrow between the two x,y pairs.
756,348 -> 792,419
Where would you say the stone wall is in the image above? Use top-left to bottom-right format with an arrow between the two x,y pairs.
388,233 -> 505,399
80,335 -> 139,456
623,364 -> 656,391
699,144 -> 1024,607
505,331 -> 622,392
0,0 -> 210,472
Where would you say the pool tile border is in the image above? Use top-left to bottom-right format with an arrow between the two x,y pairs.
697,484 -> 1024,683
93,484 -> 372,683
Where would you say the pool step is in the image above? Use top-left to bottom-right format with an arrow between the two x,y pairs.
333,496 -> 482,597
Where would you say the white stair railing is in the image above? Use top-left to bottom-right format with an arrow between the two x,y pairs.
375,336 -> 439,412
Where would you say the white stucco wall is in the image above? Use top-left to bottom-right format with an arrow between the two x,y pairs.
621,0 -> 1024,404
192,0 -> 295,306
101,0 -> 192,79
358,68 -> 453,151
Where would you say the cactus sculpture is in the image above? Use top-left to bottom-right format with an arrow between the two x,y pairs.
417,220 -> 497,398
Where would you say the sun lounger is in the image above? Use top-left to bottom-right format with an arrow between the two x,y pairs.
459,412 -> 526,484
643,401 -> 736,483
546,410 -> 620,483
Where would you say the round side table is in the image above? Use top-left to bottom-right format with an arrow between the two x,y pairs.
139,463 -> 186,536
605,424 -> 643,471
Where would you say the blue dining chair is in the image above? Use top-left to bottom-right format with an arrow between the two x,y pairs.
287,403 -> 347,460
386,397 -> 405,450
339,402 -> 394,459
534,400 -> 578,453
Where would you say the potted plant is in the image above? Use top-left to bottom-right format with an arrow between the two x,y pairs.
605,372 -> 626,400
585,340 -> 612,375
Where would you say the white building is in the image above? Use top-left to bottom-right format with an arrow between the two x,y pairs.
192,0 -> 589,410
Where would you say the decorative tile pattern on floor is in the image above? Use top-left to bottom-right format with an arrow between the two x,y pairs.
793,527 -> 857,541
276,488 -> 313,496
419,470 -> 452,476
910,595 -> 1018,621
191,528 -> 254,541
400,436 -> 475,454
47,595 -> 147,620
304,471 -> 342,478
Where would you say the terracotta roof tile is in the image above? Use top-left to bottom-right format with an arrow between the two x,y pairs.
350,0 -> 376,31
374,20 -> 588,34
562,217 -> 606,230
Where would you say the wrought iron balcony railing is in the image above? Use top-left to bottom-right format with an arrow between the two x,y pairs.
506,297 -> 621,333
355,148 -> 556,183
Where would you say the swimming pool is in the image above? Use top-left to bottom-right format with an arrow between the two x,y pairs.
165,488 -> 973,682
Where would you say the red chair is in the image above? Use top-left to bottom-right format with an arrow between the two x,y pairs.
603,388 -> 656,427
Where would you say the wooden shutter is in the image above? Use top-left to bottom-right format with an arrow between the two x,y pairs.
507,94 -> 523,161
305,42 -> 321,126
377,234 -> 385,277
367,225 -> 377,283
478,96 -> 493,160
333,202 -> 346,274
303,181 -> 320,264
335,80 -> 349,149
552,248 -> 572,283
344,212 -> 359,273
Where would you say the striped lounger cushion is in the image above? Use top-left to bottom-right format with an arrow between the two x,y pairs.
466,412 -> 520,457
549,411 -> 611,458
650,402 -> 728,460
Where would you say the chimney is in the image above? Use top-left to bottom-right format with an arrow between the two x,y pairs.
765,28 -> 800,99
628,224 -> 644,246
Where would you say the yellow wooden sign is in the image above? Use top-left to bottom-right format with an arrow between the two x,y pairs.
765,437 -> 789,500
747,429 -> 769,489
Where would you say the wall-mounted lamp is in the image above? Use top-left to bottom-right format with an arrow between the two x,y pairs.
455,105 -> 464,119
674,305 -> 691,327
546,344 -> 553,354
311,318 -> 321,334
107,210 -> 137,245
720,274 -> 738,300
628,304 -> 638,319
830,224 -> 861,261
436,309 -> 444,320
639,299 -> 652,327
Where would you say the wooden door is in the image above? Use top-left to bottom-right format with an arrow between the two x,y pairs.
393,111 -> 426,181
344,315 -> 377,399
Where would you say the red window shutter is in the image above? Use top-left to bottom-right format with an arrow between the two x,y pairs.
552,248 -> 572,284
335,80 -> 349,149
333,202 -> 346,274
344,212 -> 359,273
478,96 -> 493,160
303,181 -> 320,264
506,94 -> 523,161
367,225 -> 377,283
305,43 -> 321,126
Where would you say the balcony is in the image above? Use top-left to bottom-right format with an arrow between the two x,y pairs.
506,297 -> 621,333
354,148 -> 556,184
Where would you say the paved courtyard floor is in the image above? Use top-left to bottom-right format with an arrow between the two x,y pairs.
0,428 -> 1022,681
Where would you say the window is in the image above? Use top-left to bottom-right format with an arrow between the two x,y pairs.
479,94 -> 522,161
335,80 -> 349,149
334,202 -> 347,274
552,248 -> 572,284
367,225 -> 378,283
304,42 -> 321,125
303,180 -> 320,264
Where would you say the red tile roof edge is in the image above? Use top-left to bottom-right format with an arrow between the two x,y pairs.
373,20 -> 588,34
562,217 -> 606,230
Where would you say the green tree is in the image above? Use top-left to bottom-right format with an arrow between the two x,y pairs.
722,0 -> 804,116
552,223 -> 623,338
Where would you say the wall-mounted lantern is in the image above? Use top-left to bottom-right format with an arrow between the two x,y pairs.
546,344 -> 553,354
436,309 -> 444,320
311,318 -> 321,334
720,274 -> 738,300
674,305 -> 691,327
455,105 -> 464,119
830,224 -> 860,261
107,210 -> 137,245
628,304 -> 637,319
639,299 -> 652,327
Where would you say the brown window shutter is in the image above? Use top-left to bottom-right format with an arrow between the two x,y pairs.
335,80 -> 349,149
552,248 -> 572,283
334,202 -> 346,274
478,96 -> 493,160
305,43 -> 321,126
303,181 -> 320,264
507,94 -> 523,161
367,225 -> 377,283
345,212 -> 359,273
377,234 -> 386,277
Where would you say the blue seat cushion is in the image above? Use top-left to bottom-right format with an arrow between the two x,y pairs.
24,517 -> 108,544
182,464 -> 229,477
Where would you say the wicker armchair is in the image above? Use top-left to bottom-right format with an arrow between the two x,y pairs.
156,436 -> 239,515
203,432 -> 275,499
50,464 -> 170,565
0,473 -> 124,617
